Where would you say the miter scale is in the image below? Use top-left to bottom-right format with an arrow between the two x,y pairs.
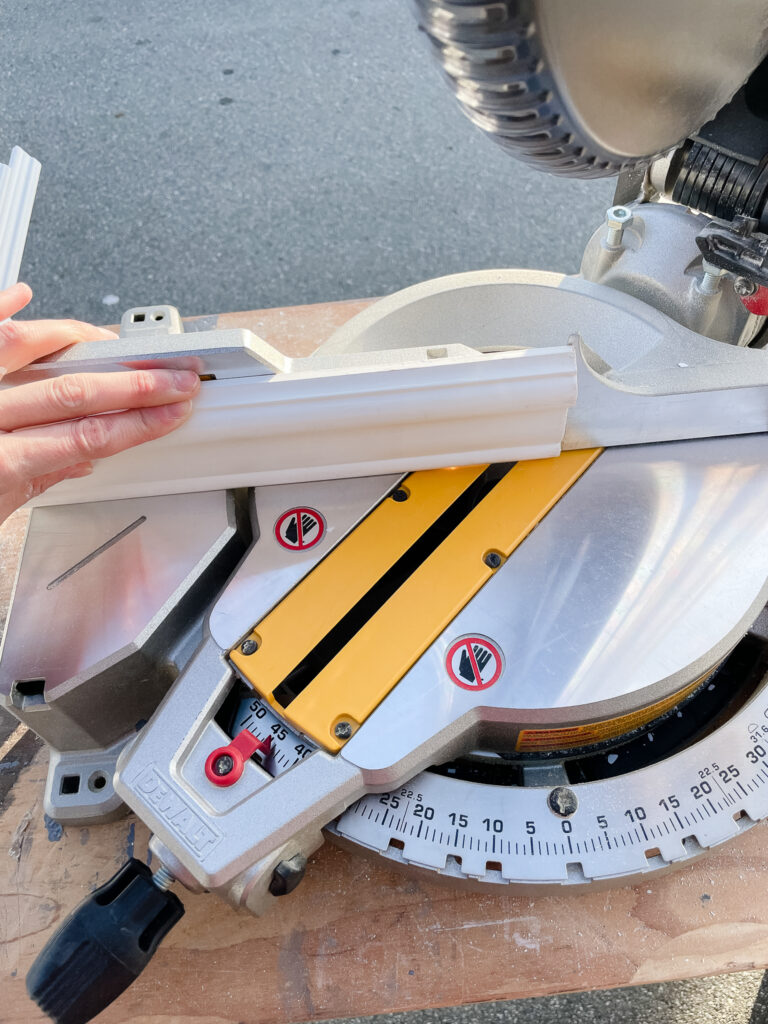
7,2 -> 768,1022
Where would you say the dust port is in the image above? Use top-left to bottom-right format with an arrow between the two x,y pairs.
88,771 -> 109,793
60,775 -> 81,795
12,678 -> 46,709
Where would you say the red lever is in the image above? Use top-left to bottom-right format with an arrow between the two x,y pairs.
740,285 -> 768,316
204,731 -> 272,787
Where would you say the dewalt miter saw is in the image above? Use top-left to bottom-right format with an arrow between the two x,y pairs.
7,3 -> 768,1021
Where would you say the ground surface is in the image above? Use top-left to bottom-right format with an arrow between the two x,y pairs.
1,1 -> 765,1022
321,973 -> 768,1024
2,0 -> 612,324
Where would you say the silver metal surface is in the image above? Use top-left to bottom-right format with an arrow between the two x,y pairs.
208,475 -> 400,649
415,0 -> 768,174
580,203 -> 761,345
318,268 -> 768,451
538,1 -> 768,158
604,205 -> 633,248
115,636 -> 364,910
44,740 -> 128,824
120,304 -> 184,336
2,303 -> 288,382
116,434 -> 768,906
0,489 -> 246,753
340,435 -> 768,776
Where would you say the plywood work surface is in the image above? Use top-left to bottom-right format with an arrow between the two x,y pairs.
2,297 -> 768,1024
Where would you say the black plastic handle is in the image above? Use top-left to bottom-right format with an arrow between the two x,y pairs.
27,858 -> 184,1024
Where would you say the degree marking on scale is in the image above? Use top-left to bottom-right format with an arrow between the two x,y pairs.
712,774 -> 729,800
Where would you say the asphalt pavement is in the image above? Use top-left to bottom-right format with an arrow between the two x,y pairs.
2,0 -> 613,324
1,2 -> 765,1022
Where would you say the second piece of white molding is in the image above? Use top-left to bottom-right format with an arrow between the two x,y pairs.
0,147 -> 40,293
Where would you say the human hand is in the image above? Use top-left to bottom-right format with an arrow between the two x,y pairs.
0,283 -> 200,522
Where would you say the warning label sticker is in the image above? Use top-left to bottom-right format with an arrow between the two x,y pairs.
515,671 -> 708,752
446,635 -> 503,691
275,507 -> 326,551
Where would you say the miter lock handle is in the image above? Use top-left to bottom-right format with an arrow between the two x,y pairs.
26,858 -> 184,1024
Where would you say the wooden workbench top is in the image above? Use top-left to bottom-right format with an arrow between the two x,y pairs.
3,297 -> 768,1024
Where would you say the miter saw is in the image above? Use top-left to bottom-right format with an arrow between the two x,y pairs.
8,2 -> 768,1022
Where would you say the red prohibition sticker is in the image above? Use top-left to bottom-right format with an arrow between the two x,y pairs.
446,635 -> 504,691
274,507 -> 326,551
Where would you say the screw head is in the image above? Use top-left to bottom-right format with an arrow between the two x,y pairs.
212,753 -> 235,777
734,276 -> 758,297
548,786 -> 578,818
392,488 -> 409,503
484,552 -> 502,569
240,639 -> 258,656
334,721 -> 353,740
605,204 -> 633,230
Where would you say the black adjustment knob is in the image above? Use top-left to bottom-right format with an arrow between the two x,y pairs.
26,858 -> 184,1024
269,852 -> 307,896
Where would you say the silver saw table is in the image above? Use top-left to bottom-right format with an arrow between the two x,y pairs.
4,297 -> 768,1024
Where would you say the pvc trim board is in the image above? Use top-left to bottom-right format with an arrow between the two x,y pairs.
31,345 -> 577,505
0,148 -> 40,292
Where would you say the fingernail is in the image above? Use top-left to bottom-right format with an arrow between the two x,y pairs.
172,370 -> 201,392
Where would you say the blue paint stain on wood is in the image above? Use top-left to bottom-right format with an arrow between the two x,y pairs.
43,814 -> 63,842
